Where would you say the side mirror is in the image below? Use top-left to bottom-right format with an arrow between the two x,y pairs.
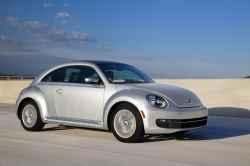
85,77 -> 99,85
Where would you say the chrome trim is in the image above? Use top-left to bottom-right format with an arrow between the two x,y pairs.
46,116 -> 103,125
56,89 -> 63,94
166,119 -> 207,124
85,77 -> 99,83
186,97 -> 193,104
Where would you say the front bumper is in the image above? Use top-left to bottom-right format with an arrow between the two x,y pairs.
156,116 -> 207,128
137,102 -> 208,134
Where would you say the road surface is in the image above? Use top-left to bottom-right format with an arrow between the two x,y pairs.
0,104 -> 250,166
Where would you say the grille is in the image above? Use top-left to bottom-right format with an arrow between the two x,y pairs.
156,116 -> 207,129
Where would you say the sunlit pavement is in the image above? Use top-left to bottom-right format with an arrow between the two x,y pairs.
0,104 -> 250,166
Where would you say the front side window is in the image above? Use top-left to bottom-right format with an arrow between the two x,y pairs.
41,68 -> 63,82
98,64 -> 154,83
61,66 -> 99,84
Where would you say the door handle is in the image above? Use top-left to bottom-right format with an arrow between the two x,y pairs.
56,89 -> 63,94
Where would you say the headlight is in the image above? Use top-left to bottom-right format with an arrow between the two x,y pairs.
146,94 -> 167,108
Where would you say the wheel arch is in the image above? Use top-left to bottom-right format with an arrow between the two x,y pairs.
16,87 -> 48,123
17,97 -> 35,119
103,89 -> 148,130
107,101 -> 138,130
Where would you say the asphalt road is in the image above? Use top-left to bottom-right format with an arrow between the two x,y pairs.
0,104 -> 250,166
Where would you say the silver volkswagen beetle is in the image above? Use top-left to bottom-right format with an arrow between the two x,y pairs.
16,60 -> 208,143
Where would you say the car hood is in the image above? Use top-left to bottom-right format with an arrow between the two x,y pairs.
115,83 -> 202,108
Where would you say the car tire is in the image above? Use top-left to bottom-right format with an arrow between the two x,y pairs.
111,103 -> 144,143
20,100 -> 45,131
174,130 -> 189,135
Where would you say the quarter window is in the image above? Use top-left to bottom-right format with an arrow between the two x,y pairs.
41,68 -> 63,82
61,66 -> 99,84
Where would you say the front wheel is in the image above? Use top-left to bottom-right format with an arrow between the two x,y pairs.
20,100 -> 45,131
111,104 -> 144,143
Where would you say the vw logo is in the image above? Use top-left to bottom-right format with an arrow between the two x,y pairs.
186,97 -> 192,104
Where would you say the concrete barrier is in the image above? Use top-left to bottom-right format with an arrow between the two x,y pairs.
0,79 -> 250,118
0,80 -> 32,104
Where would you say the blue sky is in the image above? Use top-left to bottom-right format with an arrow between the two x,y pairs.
0,0 -> 249,78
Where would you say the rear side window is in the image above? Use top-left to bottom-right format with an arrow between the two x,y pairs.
41,68 -> 63,82
61,66 -> 99,84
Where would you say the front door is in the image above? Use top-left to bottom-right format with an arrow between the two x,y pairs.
37,67 -> 64,117
54,66 -> 104,122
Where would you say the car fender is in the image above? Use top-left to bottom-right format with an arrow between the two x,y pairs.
103,89 -> 151,129
16,86 -> 48,123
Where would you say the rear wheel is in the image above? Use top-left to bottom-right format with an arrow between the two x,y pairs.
20,100 -> 45,131
111,104 -> 144,143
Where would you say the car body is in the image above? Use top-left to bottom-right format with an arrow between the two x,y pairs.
16,60 -> 208,142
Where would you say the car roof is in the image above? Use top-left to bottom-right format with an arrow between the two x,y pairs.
72,60 -> 126,65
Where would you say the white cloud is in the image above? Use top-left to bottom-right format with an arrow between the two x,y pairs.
55,12 -> 70,18
1,35 -> 6,39
55,20 -> 72,25
0,17 -> 114,52
45,14 -> 51,18
30,12 -> 40,16
43,3 -> 51,7
63,3 -> 68,7
61,21 -> 69,24
71,18 -> 83,22
64,12 -> 70,16
1,17 -> 97,44
76,22 -> 82,28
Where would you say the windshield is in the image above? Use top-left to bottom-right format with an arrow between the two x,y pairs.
98,64 -> 154,83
